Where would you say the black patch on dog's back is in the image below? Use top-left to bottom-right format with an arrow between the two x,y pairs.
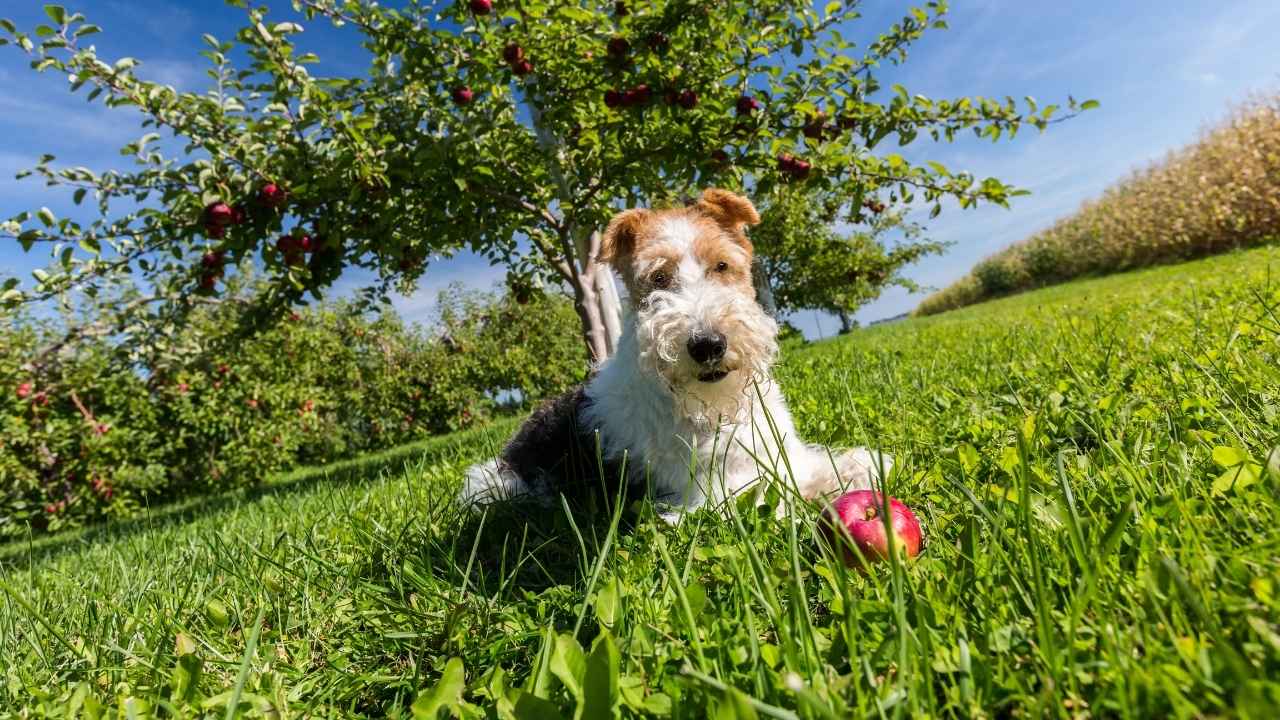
499,386 -> 630,509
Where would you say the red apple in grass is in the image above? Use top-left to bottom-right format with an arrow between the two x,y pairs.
822,490 -> 922,569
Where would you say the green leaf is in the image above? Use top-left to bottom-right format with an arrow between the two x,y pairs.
1212,464 -> 1261,496
43,5 -> 67,25
511,691 -> 566,720
715,689 -> 759,720
170,653 -> 203,704
37,207 -> 55,227
548,634 -> 585,701
1211,446 -> 1249,468
594,577 -> 620,627
1080,99 -> 1100,110
581,631 -> 620,718
412,657 -> 466,719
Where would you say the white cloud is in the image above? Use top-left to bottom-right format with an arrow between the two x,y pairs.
141,58 -> 208,92
390,258 -> 509,326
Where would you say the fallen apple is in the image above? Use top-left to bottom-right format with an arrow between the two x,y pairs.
821,489 -> 922,569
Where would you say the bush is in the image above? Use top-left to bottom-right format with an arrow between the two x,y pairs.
916,93 -> 1280,316
0,285 -> 584,538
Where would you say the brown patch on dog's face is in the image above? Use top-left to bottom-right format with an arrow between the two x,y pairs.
599,189 -> 761,305
692,231 -> 753,293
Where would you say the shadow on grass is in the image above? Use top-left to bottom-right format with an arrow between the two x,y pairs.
0,420 -> 519,569
425,480 -> 647,594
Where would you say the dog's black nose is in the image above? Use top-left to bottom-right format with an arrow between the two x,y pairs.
687,332 -> 727,364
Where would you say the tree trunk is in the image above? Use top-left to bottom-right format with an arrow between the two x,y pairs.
752,261 -> 778,316
838,311 -> 854,334
587,231 -> 623,357
524,84 -> 622,366
568,228 -> 623,365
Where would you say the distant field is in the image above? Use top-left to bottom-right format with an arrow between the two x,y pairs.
3,247 -> 1279,717
917,95 -> 1280,316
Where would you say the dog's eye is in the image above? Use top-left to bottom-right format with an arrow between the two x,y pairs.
651,271 -> 670,288
714,261 -> 729,273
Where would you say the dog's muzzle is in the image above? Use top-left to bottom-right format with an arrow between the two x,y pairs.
687,331 -> 730,382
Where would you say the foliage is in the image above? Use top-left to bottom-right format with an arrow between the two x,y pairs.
917,93 -> 1280,316
0,282 -> 582,538
753,187 -> 947,330
0,1 -> 1090,361
4,247 -> 1279,716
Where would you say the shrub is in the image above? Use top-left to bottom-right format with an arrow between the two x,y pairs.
0,285 -> 583,538
916,93 -> 1280,316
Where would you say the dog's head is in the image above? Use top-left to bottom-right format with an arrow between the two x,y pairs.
600,188 -> 778,406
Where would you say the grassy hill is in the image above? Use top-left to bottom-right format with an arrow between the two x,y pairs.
3,247 -> 1279,717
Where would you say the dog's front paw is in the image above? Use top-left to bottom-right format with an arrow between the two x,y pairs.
800,446 -> 892,501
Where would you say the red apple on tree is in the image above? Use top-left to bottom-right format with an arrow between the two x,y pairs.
204,202 -> 235,227
511,58 -> 534,76
607,37 -> 630,59
502,43 -> 524,64
802,112 -> 827,140
469,0 -> 492,16
624,83 -> 651,106
736,94 -> 761,115
16,382 -> 32,399
259,183 -> 287,208
821,490 -> 923,570
451,86 -> 474,106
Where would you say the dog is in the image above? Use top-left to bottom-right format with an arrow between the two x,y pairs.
459,188 -> 888,522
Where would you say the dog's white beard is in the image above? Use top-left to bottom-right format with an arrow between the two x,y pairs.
634,284 -> 779,427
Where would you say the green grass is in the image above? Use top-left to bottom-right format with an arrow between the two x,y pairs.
3,247 -> 1280,718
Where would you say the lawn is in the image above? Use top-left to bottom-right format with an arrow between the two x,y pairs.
3,247 -> 1279,718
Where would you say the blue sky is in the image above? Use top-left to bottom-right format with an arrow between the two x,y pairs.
2,1 -> 1279,337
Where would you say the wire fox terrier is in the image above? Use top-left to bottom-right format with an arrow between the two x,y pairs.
459,189 -> 888,522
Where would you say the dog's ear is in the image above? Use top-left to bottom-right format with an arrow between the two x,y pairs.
696,188 -> 760,230
599,208 -> 651,267
695,188 -> 760,252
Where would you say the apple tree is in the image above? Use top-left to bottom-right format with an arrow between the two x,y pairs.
0,1 -> 1092,363
751,186 -> 946,332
